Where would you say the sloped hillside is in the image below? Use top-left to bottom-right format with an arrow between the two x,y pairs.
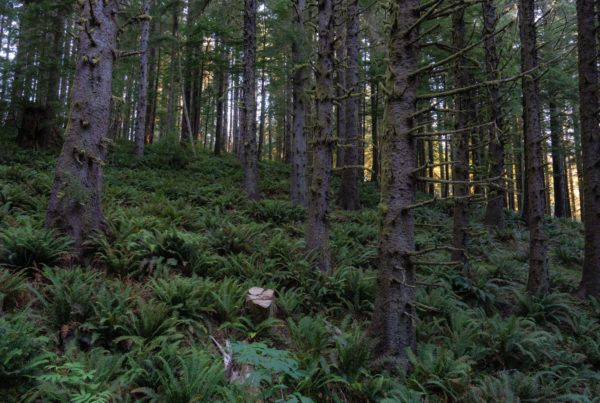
0,134 -> 598,402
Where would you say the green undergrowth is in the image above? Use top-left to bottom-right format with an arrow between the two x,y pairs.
0,134 -> 599,401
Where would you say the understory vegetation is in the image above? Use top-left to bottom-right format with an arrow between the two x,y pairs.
1,133 -> 599,402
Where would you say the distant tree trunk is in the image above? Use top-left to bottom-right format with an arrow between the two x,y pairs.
576,0 -> 600,298
451,7 -> 470,273
438,138 -> 445,195
483,0 -> 506,229
519,0 -> 549,295
45,0 -> 119,258
176,38 -> 197,155
222,67 -> 229,152
290,0 -> 308,207
306,0 -> 334,273
241,0 -> 260,199
444,135 -> 450,196
39,7 -> 66,149
416,139 -> 426,192
147,45 -> 160,144
427,140 -> 435,195
371,80 -> 379,183
193,42 -> 209,140
284,80 -> 293,163
566,154 -> 577,217
232,73 -> 241,156
563,156 -> 572,218
336,0 -> 361,210
549,101 -> 568,217
370,0 -> 419,372
514,129 -> 524,212
268,107 -> 273,159
9,3 -> 31,123
214,40 -> 225,156
257,68 -> 266,159
134,0 -> 151,157
571,106 -> 584,218
165,10 -> 178,134
507,138 -> 516,211
543,152 -> 552,216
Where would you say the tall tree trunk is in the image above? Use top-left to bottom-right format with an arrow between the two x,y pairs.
563,156 -> 572,218
572,106 -> 584,218
519,0 -> 549,295
427,140 -> 435,195
241,0 -> 260,199
222,66 -> 229,152
566,153 -> 577,217
576,0 -> 600,298
45,0 -> 119,258
39,7 -> 66,149
257,68 -> 266,159
438,138 -> 445,195
284,79 -> 293,163
451,7 -> 470,273
177,38 -> 197,156
370,0 -> 419,372
146,44 -> 160,144
165,9 -> 178,134
335,7 -> 347,169
443,134 -> 450,197
549,101 -> 568,217
371,80 -> 379,183
290,0 -> 308,207
306,0 -> 335,273
214,40 -> 225,156
232,73 -> 240,156
514,129 -> 524,212
337,0 -> 361,210
507,138 -> 516,210
134,0 -> 151,157
482,0 -> 506,229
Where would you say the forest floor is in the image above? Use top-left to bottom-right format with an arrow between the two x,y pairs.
1,131 -> 599,402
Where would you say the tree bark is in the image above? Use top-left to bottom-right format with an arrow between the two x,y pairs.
165,9 -> 178,134
482,0 -> 506,229
284,79 -> 293,163
134,0 -> 151,157
290,0 -> 308,207
549,101 -> 568,217
232,71 -> 241,156
214,39 -> 225,156
335,7 -> 347,170
519,0 -> 549,295
576,0 -> 600,298
306,0 -> 335,273
371,80 -> 379,183
336,0 -> 361,210
45,0 -> 119,258
451,6 -> 470,273
257,68 -> 266,159
370,0 -> 419,372
38,6 -> 66,150
241,0 -> 260,200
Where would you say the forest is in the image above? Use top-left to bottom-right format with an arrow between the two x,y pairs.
1,0 -> 600,400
